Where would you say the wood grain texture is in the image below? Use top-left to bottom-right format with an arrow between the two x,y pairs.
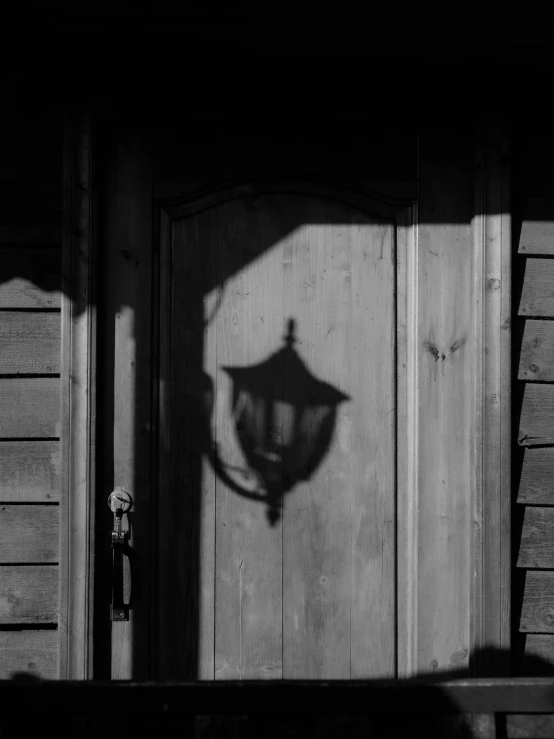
0,312 -> 60,374
0,505 -> 59,563
396,205 -> 418,678
58,109 -> 97,679
0,565 -> 58,623
506,714 -> 554,738
518,198 -> 554,255
518,507 -> 554,568
471,130 -> 511,675
165,194 -> 396,680
281,205 -> 395,679
209,210 -> 283,679
519,259 -> 554,318
518,320 -> 554,381
0,248 -> 61,308
416,137 -> 472,674
0,378 -> 60,438
518,384 -> 554,446
0,441 -> 60,501
520,571 -> 554,633
0,629 -> 57,679
518,447 -> 554,505
523,635 -> 554,674
105,128 -> 153,680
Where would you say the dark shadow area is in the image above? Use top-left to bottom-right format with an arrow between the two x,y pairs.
3,649 -> 554,739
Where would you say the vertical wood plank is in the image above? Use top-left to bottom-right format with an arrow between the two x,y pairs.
283,201 -> 395,678
471,130 -> 511,676
283,211 -> 350,678
59,108 -> 95,679
159,213 -> 217,678
106,126 -> 152,680
210,200 -> 283,679
417,135 -> 472,674
396,204 -> 419,678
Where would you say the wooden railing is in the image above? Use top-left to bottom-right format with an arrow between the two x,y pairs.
1,678 -> 553,738
0,677 -> 552,713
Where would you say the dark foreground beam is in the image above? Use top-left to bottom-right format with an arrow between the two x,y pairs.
0,678 -> 553,715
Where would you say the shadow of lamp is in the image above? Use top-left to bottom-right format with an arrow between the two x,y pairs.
219,318 -> 350,525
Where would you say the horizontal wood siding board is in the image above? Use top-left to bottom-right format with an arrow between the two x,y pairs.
0,378 -> 60,438
518,384 -> 554,446
518,507 -> 554,569
518,259 -> 554,318
0,565 -> 58,624
518,198 -> 554,255
520,571 -> 554,633
506,714 -> 554,737
0,248 -> 61,308
0,629 -> 57,679
0,505 -> 59,563
0,224 -> 62,246
0,138 -> 61,184
522,635 -> 554,675
518,448 -> 554,505
0,183 -> 61,239
0,441 -> 60,502
518,320 -> 554,382
0,313 -> 60,374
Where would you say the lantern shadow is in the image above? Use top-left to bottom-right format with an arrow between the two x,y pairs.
195,318 -> 350,526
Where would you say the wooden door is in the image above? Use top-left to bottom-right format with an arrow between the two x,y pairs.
87,121 -> 511,683
157,188 -> 397,679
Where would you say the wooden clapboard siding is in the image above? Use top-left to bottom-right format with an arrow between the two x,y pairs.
515,146 -> 554,675
0,566 -> 58,623
0,112 -> 62,678
507,714 -> 554,737
0,505 -> 59,563
518,384 -> 554,446
518,507 -> 554,569
518,448 -> 554,506
522,635 -> 554,675
0,378 -> 60,438
520,571 -> 554,634
0,441 -> 60,502
0,630 -> 57,679
0,313 -> 61,374
518,198 -> 554,255
0,248 -> 61,308
0,183 -> 62,247
0,134 -> 62,185
518,320 -> 554,382
519,259 -> 554,318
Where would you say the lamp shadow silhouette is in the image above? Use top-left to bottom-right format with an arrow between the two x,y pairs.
192,318 -> 350,526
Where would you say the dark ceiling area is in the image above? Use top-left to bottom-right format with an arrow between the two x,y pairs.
3,5 -> 554,122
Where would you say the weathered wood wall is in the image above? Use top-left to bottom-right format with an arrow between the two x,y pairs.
0,108 -> 62,678
515,134 -> 554,675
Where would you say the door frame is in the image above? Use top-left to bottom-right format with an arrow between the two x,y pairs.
59,112 -> 511,679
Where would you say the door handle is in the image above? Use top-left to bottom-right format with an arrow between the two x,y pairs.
108,489 -> 132,621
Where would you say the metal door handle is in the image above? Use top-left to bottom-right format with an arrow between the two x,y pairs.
108,489 -> 132,621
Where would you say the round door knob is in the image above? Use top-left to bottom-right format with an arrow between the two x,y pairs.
108,488 -> 132,513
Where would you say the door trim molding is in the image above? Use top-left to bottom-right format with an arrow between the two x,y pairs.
161,177 -> 412,222
59,109 -> 96,679
397,203 -> 419,678
397,130 -> 511,678
470,130 -> 511,675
